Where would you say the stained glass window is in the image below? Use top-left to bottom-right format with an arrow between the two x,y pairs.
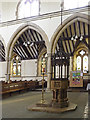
13,62 -> 16,76
83,55 -> 88,73
76,49 -> 88,73
17,0 -> 39,19
77,56 -> 81,71
80,50 -> 85,56
12,56 -> 21,76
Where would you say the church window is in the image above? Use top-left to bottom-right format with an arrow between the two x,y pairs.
77,56 -> 81,71
17,0 -> 39,19
76,49 -> 88,73
83,55 -> 88,73
11,56 -> 21,76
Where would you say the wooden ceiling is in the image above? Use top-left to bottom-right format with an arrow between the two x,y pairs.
0,40 -> 5,61
55,20 -> 90,56
0,20 -> 90,62
13,28 -> 46,60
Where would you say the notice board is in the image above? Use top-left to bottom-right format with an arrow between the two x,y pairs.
70,71 -> 83,87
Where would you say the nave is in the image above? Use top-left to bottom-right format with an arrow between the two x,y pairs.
0,0 -> 90,119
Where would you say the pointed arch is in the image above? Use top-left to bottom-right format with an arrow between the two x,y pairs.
50,13 -> 90,54
7,22 -> 49,60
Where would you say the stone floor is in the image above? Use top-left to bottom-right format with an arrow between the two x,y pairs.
1,90 -> 89,119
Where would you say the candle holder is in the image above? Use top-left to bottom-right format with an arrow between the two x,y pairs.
40,73 -> 45,104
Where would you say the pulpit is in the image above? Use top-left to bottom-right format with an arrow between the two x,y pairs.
51,49 -> 69,108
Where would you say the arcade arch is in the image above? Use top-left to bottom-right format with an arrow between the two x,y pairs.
50,13 -> 90,89
6,23 -> 50,87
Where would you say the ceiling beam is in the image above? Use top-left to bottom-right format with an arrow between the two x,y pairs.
65,29 -> 72,53
21,33 -> 32,59
62,32 -> 68,53
14,45 -> 25,59
24,31 -> 35,58
17,40 -> 28,58
28,29 -> 38,58
69,25 -> 74,51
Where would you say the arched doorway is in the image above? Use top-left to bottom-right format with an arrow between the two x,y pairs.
6,23 -> 49,85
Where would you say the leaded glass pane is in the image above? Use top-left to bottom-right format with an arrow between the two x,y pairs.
83,55 -> 88,73
12,56 -> 21,76
77,56 -> 81,71
13,65 -> 16,76
18,0 -> 39,19
80,50 -> 85,56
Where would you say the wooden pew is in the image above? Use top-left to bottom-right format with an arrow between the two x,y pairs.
25,80 -> 36,90
0,80 -> 42,97
0,81 -> 26,96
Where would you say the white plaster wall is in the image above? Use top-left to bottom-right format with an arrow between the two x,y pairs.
0,62 -> 6,81
0,3 -> 2,22
21,59 -> 37,77
0,1 -> 60,22
0,1 -> 61,47
0,0 -> 88,23
11,59 -> 38,81
0,14 -> 71,48
0,0 -> 88,48
40,2 -> 60,14
0,23 -> 23,47
33,14 -> 71,41
1,2 -> 17,22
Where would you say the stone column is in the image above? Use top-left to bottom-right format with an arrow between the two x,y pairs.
47,53 -> 51,90
69,56 -> 73,81
88,50 -> 90,80
69,56 -> 73,73
5,57 -> 11,83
